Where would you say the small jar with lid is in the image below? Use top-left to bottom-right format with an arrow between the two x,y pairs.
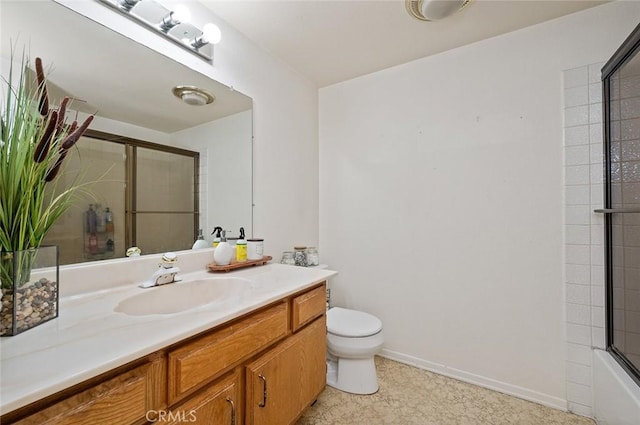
293,246 -> 308,267
305,247 -> 319,266
281,251 -> 295,265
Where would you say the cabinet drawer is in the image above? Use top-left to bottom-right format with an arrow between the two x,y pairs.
15,362 -> 160,425
291,283 -> 326,332
168,302 -> 288,404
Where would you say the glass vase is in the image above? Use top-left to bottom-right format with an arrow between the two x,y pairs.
0,246 -> 59,336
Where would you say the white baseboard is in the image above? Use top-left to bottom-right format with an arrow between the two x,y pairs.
379,349 -> 568,412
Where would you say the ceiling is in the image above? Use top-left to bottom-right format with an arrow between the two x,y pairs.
201,0 -> 609,87
0,0 -> 611,131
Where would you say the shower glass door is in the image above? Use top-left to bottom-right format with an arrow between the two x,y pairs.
131,146 -> 198,254
602,23 -> 640,385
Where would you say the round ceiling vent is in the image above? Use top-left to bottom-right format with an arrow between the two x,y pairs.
406,0 -> 472,21
172,85 -> 215,106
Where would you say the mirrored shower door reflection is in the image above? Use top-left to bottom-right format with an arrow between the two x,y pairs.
129,145 -> 199,256
42,131 -> 199,265
42,136 -> 126,265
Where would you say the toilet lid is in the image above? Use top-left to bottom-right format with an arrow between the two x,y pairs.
327,307 -> 382,337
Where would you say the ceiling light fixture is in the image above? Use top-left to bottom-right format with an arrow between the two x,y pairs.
406,0 -> 472,21
172,85 -> 215,106
98,0 -> 220,62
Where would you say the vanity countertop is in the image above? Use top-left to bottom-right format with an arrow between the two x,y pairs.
0,263 -> 336,414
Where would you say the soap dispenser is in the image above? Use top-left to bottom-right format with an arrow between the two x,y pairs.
211,226 -> 223,248
236,227 -> 247,262
213,230 -> 233,265
192,229 -> 209,250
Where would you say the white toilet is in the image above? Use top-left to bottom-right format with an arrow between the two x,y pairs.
326,307 -> 384,395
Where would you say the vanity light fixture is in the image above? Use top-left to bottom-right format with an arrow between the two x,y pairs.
406,0 -> 472,21
190,23 -> 222,49
172,85 -> 215,106
98,0 -> 221,62
116,0 -> 140,12
159,4 -> 191,32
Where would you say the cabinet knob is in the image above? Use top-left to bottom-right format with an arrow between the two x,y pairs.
258,374 -> 268,408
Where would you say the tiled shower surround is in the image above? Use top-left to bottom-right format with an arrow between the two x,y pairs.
563,63 -> 606,418
564,61 -> 640,417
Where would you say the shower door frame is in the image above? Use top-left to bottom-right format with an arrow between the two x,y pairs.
84,129 -> 200,253
600,22 -> 640,387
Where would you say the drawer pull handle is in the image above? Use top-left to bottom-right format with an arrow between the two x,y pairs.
258,374 -> 268,407
226,397 -> 236,425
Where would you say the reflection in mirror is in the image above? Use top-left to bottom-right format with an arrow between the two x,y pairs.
1,0 -> 253,265
132,140 -> 199,256
40,131 -> 200,265
42,134 -> 128,265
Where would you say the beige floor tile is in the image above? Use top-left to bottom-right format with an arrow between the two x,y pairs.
297,357 -> 594,425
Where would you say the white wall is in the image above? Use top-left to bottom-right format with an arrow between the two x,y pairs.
172,110 -> 252,239
55,0 -> 319,258
319,0 -> 640,411
90,114 -> 171,145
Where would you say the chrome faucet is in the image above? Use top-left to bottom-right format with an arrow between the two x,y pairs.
140,252 -> 181,288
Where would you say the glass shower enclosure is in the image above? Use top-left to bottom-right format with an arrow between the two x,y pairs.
600,22 -> 640,386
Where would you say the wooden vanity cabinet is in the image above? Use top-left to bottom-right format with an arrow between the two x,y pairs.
2,282 -> 327,425
170,282 -> 327,425
245,317 -> 326,425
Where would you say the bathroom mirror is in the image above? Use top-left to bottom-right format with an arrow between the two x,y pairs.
0,0 -> 253,265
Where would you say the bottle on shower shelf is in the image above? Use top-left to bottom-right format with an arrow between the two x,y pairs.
88,233 -> 98,254
104,207 -> 114,233
96,204 -> 105,232
86,204 -> 97,235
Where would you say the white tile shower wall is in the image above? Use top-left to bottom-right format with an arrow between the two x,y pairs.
563,62 -> 607,418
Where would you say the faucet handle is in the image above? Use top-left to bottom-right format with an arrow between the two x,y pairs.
161,252 -> 177,268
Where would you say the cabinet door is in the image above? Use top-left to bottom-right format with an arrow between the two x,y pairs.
162,369 -> 241,425
298,317 -> 327,409
245,317 -> 326,425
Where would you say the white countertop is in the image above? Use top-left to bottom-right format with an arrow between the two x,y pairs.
0,263 -> 336,415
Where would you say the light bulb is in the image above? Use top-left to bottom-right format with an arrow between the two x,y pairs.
172,4 -> 191,24
201,23 -> 221,44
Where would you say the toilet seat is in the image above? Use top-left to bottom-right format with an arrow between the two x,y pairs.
327,307 -> 382,337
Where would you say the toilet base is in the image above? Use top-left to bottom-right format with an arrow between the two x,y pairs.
326,356 -> 379,395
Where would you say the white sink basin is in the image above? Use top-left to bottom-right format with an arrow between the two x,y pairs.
114,277 -> 251,316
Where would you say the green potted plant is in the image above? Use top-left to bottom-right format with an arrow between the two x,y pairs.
0,52 -> 94,335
